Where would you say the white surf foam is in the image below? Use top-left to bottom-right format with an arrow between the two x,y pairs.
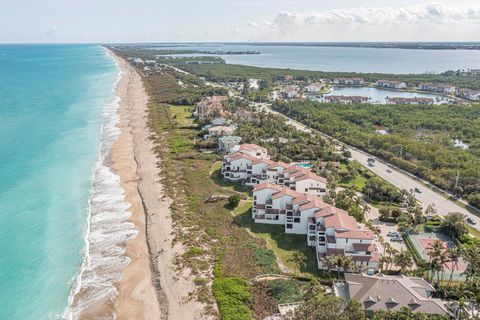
62,49 -> 138,320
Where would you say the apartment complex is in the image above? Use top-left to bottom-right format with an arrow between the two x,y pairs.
376,80 -> 407,89
418,82 -> 456,94
333,77 -> 365,85
324,95 -> 369,104
221,146 -> 327,197
386,97 -> 434,105
252,183 -> 379,272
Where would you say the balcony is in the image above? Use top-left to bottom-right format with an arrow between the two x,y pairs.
255,214 -> 266,220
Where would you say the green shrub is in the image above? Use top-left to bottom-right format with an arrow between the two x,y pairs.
267,279 -> 303,304
184,246 -> 204,258
212,277 -> 252,320
228,194 -> 241,209
193,277 -> 208,286
252,246 -> 280,274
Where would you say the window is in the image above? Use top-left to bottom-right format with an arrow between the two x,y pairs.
294,218 -> 300,223
346,239 -> 348,243
286,224 -> 293,229
254,196 -> 257,200
253,201 -> 256,205
305,188 -> 308,192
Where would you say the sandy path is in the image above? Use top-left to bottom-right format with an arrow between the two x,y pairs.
109,51 -> 205,320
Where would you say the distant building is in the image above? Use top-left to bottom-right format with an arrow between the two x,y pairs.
418,83 -> 456,94
285,85 -> 300,99
335,274 -> 449,316
324,95 -> 369,104
218,136 -> 242,154
305,82 -> 324,93
457,88 -> 480,101
205,125 -> 236,139
333,77 -> 365,85
235,109 -> 254,121
386,97 -> 434,105
195,96 -> 228,119
376,80 -> 406,89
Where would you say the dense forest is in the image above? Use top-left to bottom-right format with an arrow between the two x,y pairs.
273,101 -> 480,208
178,62 -> 480,90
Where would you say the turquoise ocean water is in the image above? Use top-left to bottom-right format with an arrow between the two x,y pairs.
0,45 -> 131,319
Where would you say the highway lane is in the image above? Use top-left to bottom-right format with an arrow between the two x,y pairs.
264,105 -> 480,232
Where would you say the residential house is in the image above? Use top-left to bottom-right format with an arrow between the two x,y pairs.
305,82 -> 324,93
285,85 -> 300,99
386,97 -> 434,105
218,136 -> 242,154
231,143 -> 269,159
376,80 -> 406,89
252,183 -> 379,271
335,274 -> 449,316
333,77 -> 365,85
195,96 -> 228,119
324,95 -> 369,104
235,109 -> 254,121
205,125 -> 236,139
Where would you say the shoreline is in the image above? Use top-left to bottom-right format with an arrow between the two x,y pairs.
108,50 -> 205,319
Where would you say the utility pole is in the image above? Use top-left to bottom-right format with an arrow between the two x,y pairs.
400,146 -> 403,158
454,170 -> 460,188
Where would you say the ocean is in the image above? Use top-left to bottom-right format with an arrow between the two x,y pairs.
154,43 -> 480,74
0,45 -> 133,319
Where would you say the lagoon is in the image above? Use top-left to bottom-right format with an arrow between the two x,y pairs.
324,86 -> 451,104
153,43 -> 480,74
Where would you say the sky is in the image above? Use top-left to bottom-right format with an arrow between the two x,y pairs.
1,0 -> 480,43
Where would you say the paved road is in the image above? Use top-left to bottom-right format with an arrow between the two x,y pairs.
264,106 -> 480,232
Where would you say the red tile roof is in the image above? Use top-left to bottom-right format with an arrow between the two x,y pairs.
352,243 -> 376,252
253,182 -> 284,192
239,143 -> 266,152
336,229 -> 374,240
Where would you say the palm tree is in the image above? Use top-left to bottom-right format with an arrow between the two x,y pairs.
445,246 -> 462,286
288,250 -> 307,276
341,256 -> 353,274
395,249 -> 413,273
321,255 -> 337,279
362,204 -> 371,220
461,246 -> 480,283
427,240 -> 445,283
386,246 -> 399,271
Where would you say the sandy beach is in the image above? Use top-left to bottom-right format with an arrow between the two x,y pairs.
108,51 -> 205,320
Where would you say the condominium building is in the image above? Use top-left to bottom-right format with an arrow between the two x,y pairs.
221,144 -> 327,197
376,80 -> 407,89
333,77 -> 365,85
252,183 -> 379,271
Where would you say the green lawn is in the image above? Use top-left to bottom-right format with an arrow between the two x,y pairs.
468,225 -> 480,238
210,162 -> 252,194
235,209 -> 320,277
338,174 -> 368,190
169,105 -> 196,126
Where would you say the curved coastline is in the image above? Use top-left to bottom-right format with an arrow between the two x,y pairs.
63,48 -> 139,319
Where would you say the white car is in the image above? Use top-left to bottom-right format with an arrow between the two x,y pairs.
386,168 -> 393,173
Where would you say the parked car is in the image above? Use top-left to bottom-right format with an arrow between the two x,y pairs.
387,231 -> 400,237
386,168 -> 393,173
391,236 -> 403,242
467,217 -> 477,225
414,187 -> 422,193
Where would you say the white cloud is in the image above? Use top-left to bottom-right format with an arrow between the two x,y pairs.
46,26 -> 58,36
239,2 -> 480,41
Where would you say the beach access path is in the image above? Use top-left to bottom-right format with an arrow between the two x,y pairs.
109,52 -> 204,320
